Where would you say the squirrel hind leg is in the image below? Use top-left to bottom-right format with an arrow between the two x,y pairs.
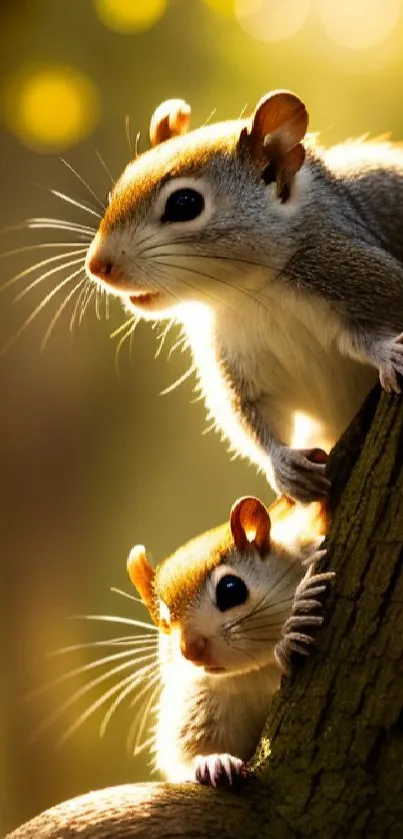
194,754 -> 247,788
274,561 -> 335,673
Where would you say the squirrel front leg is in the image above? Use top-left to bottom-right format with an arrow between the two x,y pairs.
236,388 -> 330,503
342,326 -> 403,395
291,235 -> 403,395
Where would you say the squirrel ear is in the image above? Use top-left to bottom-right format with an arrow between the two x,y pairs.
230,496 -> 271,556
149,98 -> 191,147
127,545 -> 158,624
239,90 -> 308,200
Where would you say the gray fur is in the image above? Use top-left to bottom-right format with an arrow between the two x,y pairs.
87,121 -> 403,500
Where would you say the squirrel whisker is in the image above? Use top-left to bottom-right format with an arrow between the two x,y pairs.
50,189 -> 103,220
141,245 -> 281,278
26,645 -> 159,702
257,555 -> 310,603
231,620 -> 293,637
153,258 -> 243,315
30,654 -> 158,745
1,268 -> 87,357
159,364 -> 196,396
103,286 -> 110,320
41,274 -> 87,351
129,675 -> 161,754
25,217 -> 96,235
231,633 -> 289,646
0,242 -> 91,260
2,248 -> 88,294
60,157 -> 106,212
70,281 -> 92,332
109,586 -> 149,607
70,613 -> 159,631
56,659 -> 159,747
94,146 -> 115,186
155,321 -> 175,359
3,217 -> 95,236
14,255 -> 87,302
109,316 -> 138,340
78,286 -> 95,326
125,113 -> 134,158
167,333 -> 187,360
48,634 -> 158,655
147,253 -> 294,322
114,318 -> 140,375
100,665 -> 161,738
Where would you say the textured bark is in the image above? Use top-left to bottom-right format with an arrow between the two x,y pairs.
7,386 -> 403,839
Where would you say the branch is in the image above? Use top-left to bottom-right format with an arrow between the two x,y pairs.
7,385 -> 403,839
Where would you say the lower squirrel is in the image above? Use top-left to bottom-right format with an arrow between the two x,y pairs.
127,495 -> 334,786
86,91 -> 403,502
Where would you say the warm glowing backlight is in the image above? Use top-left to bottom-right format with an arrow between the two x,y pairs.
291,410 -> 330,453
93,0 -> 167,33
271,499 -> 326,550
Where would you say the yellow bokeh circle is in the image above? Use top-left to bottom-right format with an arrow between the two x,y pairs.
236,0 -> 311,43
318,0 -> 400,50
2,65 -> 100,151
93,0 -> 167,33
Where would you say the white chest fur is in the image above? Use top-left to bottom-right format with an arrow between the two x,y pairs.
155,655 -> 280,782
183,282 -> 376,461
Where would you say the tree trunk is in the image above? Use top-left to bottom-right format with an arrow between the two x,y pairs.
7,386 -> 403,839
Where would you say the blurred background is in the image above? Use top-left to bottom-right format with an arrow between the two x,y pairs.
1,0 -> 403,833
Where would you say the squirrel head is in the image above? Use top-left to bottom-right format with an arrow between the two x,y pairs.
86,91 -> 309,322
127,495 -> 326,678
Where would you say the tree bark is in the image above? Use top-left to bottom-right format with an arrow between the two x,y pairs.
7,386 -> 403,839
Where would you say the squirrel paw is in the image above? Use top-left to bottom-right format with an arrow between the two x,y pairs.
194,753 -> 247,788
377,333 -> 403,394
274,560 -> 335,672
300,537 -> 327,568
271,445 -> 330,503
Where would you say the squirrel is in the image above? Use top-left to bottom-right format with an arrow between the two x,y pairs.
127,495 -> 334,786
86,92 -> 403,501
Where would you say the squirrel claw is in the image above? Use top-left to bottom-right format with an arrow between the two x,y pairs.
271,445 -> 330,503
274,556 -> 335,672
377,333 -> 403,394
194,754 -> 247,788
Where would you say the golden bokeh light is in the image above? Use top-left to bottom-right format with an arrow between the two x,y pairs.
2,65 -> 100,151
235,0 -> 311,42
318,0 -> 400,50
93,0 -> 167,34
203,0 -> 236,14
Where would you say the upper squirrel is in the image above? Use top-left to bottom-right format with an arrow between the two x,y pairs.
127,495 -> 333,786
86,92 -> 403,501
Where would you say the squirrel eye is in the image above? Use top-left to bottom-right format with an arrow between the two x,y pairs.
215,574 -> 248,612
161,188 -> 204,223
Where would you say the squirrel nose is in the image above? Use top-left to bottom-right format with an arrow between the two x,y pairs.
87,255 -> 115,282
181,635 -> 208,666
